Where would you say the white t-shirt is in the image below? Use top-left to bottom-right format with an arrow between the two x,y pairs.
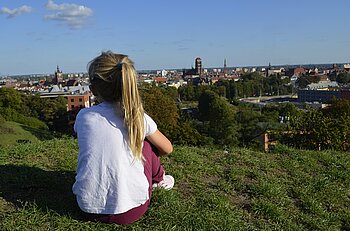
73,102 -> 157,214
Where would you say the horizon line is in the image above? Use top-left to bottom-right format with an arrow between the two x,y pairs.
2,61 -> 350,77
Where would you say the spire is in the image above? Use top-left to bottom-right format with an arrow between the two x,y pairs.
224,58 -> 227,76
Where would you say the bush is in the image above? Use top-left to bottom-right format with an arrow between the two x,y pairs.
0,107 -> 48,130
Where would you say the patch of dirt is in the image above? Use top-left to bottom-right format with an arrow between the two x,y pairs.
229,193 -> 252,209
0,126 -> 15,134
177,181 -> 195,198
203,175 -> 220,187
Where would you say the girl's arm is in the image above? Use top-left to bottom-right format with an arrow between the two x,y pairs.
146,130 -> 173,156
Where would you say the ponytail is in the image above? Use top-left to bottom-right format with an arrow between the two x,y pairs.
119,59 -> 144,160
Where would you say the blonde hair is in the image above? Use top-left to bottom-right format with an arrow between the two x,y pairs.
88,51 -> 144,160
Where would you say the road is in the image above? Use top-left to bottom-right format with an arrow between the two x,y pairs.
239,95 -> 296,104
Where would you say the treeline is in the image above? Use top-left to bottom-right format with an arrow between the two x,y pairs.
3,74 -> 350,151
140,83 -> 285,149
0,88 -> 70,134
142,80 -> 350,151
139,73 -> 292,149
179,73 -> 292,101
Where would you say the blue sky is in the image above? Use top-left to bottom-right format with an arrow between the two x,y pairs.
1,0 -> 350,75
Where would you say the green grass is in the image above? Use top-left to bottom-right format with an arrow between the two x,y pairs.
0,121 -> 41,147
0,139 -> 349,230
0,121 -> 54,147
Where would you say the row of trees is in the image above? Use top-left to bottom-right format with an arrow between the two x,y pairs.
140,84 -> 283,149
142,81 -> 350,151
0,88 -> 70,133
178,73 -> 293,102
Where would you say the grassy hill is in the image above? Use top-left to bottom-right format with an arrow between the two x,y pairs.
0,138 -> 349,230
0,121 -> 53,147
0,121 -> 40,147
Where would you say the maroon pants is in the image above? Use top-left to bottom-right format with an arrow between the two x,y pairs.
82,140 -> 165,225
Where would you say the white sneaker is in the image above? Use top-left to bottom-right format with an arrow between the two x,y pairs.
152,175 -> 175,190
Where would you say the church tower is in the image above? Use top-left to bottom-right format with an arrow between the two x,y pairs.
266,62 -> 272,77
53,65 -> 63,84
195,57 -> 202,76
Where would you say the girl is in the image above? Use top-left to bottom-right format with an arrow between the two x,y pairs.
73,51 -> 174,225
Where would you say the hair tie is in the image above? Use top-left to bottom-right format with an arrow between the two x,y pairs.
116,62 -> 124,70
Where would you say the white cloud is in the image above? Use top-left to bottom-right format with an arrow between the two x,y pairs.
44,0 -> 93,29
0,5 -> 32,18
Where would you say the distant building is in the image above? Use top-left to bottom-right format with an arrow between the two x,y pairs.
286,67 -> 306,77
67,94 -> 90,111
305,81 -> 338,90
298,89 -> 341,103
318,75 -> 329,81
153,77 -> 167,85
223,59 -> 227,77
183,57 -> 203,78
66,79 -> 79,87
296,79 -> 348,103
195,57 -> 203,76
266,63 -> 285,77
52,66 -> 64,84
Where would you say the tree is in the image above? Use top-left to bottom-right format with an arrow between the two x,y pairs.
321,98 -> 350,118
0,88 -> 23,112
295,76 -> 310,89
235,106 -> 262,146
171,119 -> 210,146
278,105 -> 350,151
0,88 -> 71,133
280,109 -> 322,150
162,86 -> 179,102
198,90 -> 238,146
295,75 -> 320,89
140,86 -> 179,139
262,103 -> 301,122
336,72 -> 350,85
178,84 -> 195,101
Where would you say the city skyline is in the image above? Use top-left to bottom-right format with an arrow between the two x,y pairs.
1,0 -> 350,75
